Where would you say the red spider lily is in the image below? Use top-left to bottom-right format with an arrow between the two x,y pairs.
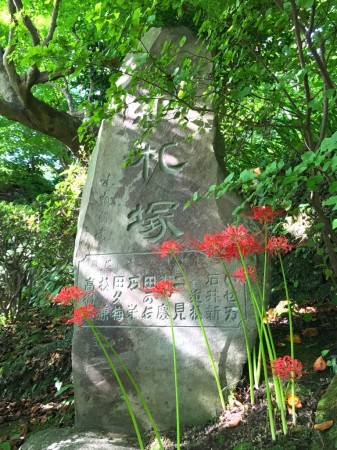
155,240 -> 183,258
67,303 -> 98,325
248,206 -> 284,224
193,233 -> 226,258
144,280 -> 177,298
52,286 -> 87,306
221,225 -> 262,258
271,355 -> 302,381
265,236 -> 294,255
232,264 -> 257,283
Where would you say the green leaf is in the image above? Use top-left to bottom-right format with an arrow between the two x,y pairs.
321,349 -> 330,357
332,218 -> 337,230
306,174 -> 323,191
323,196 -> 337,209
0,443 -> 11,450
239,169 -> 255,182
178,36 -> 187,47
329,181 -> 337,193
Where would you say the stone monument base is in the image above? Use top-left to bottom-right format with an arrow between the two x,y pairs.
20,428 -> 139,450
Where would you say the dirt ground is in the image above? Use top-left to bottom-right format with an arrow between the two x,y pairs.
1,300 -> 337,449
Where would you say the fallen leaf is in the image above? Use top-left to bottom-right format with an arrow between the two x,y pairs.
287,394 -> 302,408
302,327 -> 319,337
227,417 -> 242,427
313,356 -> 326,371
285,334 -> 302,344
40,415 -> 48,424
314,420 -> 334,431
276,342 -> 286,347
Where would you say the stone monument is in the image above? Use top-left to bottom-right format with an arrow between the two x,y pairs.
73,26 -> 257,434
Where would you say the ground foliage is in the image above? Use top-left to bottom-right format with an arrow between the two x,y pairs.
0,164 -> 85,323
1,298 -> 337,449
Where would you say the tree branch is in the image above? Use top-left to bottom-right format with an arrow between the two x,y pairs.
3,27 -> 22,101
43,0 -> 61,46
290,0 -> 314,150
47,80 -> 77,114
12,0 -> 40,46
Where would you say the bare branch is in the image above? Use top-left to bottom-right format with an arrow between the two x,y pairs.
43,0 -> 61,46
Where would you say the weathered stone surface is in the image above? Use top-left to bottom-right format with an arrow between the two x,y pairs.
310,374 -> 337,449
73,26 -> 257,435
20,429 -> 138,450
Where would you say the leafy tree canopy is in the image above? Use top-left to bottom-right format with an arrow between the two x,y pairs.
0,0 -> 337,280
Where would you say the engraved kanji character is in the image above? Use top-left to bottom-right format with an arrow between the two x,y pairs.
127,305 -> 138,319
111,306 -> 124,321
112,291 -> 122,304
98,276 -> 109,291
130,145 -> 156,179
224,306 -> 238,321
173,302 -> 186,320
206,288 -> 220,303
190,289 -> 202,304
141,306 -> 153,319
207,274 -> 220,286
206,305 -> 220,322
127,201 -> 184,243
99,190 -> 112,206
142,295 -> 154,304
189,305 -> 200,321
143,275 -> 156,288
224,291 -> 235,303
101,173 -> 111,187
158,142 -> 187,175
114,276 -> 125,289
84,277 -> 94,291
83,291 -> 96,305
157,303 -> 169,320
173,275 -> 185,289
128,276 -> 140,290
91,260 -> 98,268
96,305 -> 109,321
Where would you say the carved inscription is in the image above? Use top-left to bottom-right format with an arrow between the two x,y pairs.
127,201 -> 184,243
131,142 -> 187,179
77,252 -> 247,328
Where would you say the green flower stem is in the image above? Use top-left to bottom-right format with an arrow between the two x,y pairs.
164,293 -> 180,450
278,253 -> 296,425
86,321 -> 144,450
173,255 -> 226,411
237,249 -> 287,435
220,260 -> 255,405
253,343 -> 262,388
95,328 -> 164,450
255,316 -> 276,441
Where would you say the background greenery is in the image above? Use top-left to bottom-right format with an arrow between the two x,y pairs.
0,0 -> 336,322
